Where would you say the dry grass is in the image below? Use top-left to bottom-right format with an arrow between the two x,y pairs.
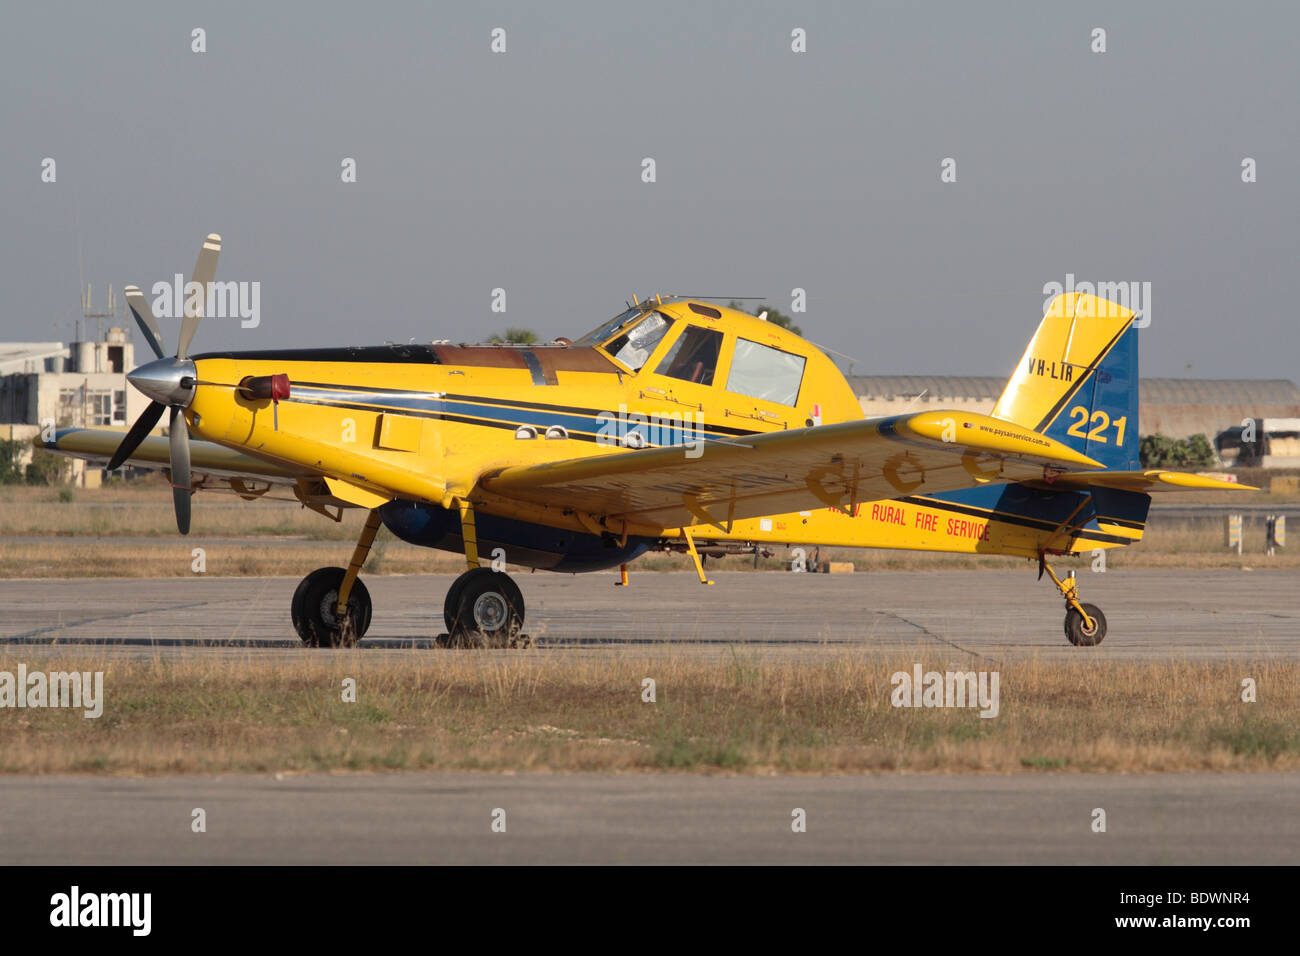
0,481 -> 360,540
1,650 -> 1296,775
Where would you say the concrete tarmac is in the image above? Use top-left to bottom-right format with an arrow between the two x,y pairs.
0,771 -> 1295,864
1,568 -> 1297,661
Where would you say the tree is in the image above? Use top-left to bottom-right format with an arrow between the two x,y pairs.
1139,432 -> 1217,468
727,301 -> 802,337
0,439 -> 24,485
487,328 -> 538,345
24,447 -> 69,486
0,441 -> 71,486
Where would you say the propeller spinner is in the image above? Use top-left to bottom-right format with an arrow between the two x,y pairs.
109,233 -> 222,534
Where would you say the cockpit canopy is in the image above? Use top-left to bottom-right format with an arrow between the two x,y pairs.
575,303 -> 809,407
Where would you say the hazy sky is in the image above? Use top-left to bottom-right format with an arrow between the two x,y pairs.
2,1 -> 1296,380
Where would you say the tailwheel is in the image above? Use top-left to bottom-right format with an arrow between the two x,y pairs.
1039,555 -> 1107,646
292,566 -> 372,648
1065,603 -> 1107,646
445,568 -> 526,648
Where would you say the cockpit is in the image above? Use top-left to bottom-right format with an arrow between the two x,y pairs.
574,302 -> 809,408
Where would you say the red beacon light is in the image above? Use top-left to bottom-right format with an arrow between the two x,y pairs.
238,374 -> 292,429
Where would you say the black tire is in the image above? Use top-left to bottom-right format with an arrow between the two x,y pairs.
443,567 -> 498,632
291,567 -> 372,648
448,570 -> 524,648
1064,602 -> 1107,646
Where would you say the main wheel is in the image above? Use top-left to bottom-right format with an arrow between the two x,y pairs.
1064,602 -> 1107,646
443,567 -> 498,632
292,567 -> 372,648
447,570 -> 524,648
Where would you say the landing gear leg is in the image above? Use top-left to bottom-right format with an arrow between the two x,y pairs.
442,500 -> 527,648
291,508 -> 381,647
682,527 -> 713,586
1040,554 -> 1107,646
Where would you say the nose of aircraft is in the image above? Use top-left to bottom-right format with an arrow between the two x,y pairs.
127,356 -> 198,407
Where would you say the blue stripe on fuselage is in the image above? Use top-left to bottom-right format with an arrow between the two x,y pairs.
288,386 -> 721,448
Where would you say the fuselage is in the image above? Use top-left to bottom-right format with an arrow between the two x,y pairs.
185,300 -> 856,568
184,299 -> 1147,570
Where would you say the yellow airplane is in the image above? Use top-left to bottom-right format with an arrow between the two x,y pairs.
45,234 -> 1252,648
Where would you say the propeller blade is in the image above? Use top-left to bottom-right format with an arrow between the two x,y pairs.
169,407 -> 192,534
177,233 -> 221,360
124,285 -> 166,359
106,401 -> 166,470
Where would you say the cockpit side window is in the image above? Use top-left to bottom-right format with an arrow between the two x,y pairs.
655,325 -> 724,385
603,312 -> 673,372
726,338 -> 807,406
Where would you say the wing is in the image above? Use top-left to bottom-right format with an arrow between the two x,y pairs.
480,410 -> 1105,531
1027,470 -> 1258,493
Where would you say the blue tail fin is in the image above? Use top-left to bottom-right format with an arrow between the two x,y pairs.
1039,324 -> 1140,470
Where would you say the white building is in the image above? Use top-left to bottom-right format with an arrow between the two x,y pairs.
0,328 -> 152,486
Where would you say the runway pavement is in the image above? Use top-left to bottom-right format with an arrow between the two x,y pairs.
1,770 -> 1295,864
0,568 -> 1297,661
2,569 -> 1297,865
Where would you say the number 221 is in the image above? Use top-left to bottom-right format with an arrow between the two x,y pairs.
1066,406 -> 1127,445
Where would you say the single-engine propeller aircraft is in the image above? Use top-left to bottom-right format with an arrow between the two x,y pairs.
45,234 -> 1253,648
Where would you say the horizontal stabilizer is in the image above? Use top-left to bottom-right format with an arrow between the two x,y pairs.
1024,470 -> 1258,493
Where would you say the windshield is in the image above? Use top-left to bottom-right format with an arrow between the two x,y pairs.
572,307 -> 645,347
602,312 -> 674,372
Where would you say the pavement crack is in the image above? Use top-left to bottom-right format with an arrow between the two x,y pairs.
872,609 -> 1002,664
1,601 -> 211,643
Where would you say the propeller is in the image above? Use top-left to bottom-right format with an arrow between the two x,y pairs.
109,233 -> 222,534
105,400 -> 164,470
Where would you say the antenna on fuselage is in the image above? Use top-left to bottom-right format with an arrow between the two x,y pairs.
806,340 -> 863,376
900,389 -> 929,413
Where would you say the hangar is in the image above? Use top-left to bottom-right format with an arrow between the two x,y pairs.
850,376 -> 1300,468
